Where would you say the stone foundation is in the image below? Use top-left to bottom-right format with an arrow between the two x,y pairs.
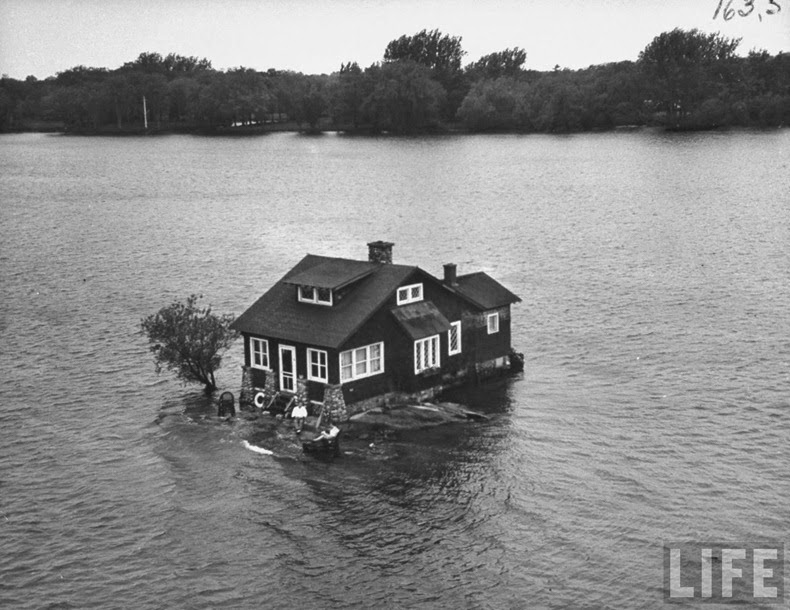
295,376 -> 309,410
239,365 -> 254,410
240,352 -> 518,418
475,355 -> 511,380
322,384 -> 348,423
239,365 -> 277,410
341,356 -> 515,418
263,368 -> 277,405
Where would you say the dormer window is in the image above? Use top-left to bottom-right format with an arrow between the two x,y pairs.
298,285 -> 333,306
397,283 -> 423,305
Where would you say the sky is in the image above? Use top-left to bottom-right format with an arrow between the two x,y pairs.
1,0 -> 788,79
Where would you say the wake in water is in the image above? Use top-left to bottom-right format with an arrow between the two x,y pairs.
242,440 -> 274,456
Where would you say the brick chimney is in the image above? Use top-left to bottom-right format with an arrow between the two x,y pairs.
367,241 -> 394,264
443,263 -> 458,286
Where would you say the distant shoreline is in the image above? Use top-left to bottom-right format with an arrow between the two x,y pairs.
6,121 -> 785,138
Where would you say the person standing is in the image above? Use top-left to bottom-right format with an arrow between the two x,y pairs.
291,404 -> 308,433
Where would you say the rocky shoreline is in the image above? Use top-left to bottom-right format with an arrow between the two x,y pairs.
242,401 -> 489,460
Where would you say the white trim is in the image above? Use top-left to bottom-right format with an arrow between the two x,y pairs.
487,312 -> 500,334
279,344 -> 297,393
396,283 -> 423,305
448,321 -> 462,355
339,342 -> 384,383
414,334 -> 440,374
250,337 -> 270,370
297,285 -> 333,306
307,348 -> 328,383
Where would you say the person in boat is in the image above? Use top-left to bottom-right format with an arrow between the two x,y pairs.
291,403 -> 307,434
314,422 -> 340,442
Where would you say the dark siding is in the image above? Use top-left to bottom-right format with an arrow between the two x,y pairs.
338,305 -> 398,403
338,269 -> 481,403
245,333 -> 339,392
245,270 -> 514,405
466,306 -> 512,363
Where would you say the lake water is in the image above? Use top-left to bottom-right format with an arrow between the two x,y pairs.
1,130 -> 788,608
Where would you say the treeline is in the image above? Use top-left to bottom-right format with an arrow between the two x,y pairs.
1,28 -> 789,134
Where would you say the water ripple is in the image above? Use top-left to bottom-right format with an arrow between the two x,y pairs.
2,131 -> 789,608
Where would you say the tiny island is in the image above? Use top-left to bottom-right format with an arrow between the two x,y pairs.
2,28 -> 788,136
231,240 -> 523,458
140,241 -> 524,459
231,241 -> 522,422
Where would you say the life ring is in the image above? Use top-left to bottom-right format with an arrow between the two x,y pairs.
253,391 -> 267,409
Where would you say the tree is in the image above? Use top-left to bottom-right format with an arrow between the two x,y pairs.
384,29 -> 466,120
457,77 -> 528,131
329,62 -> 368,129
384,29 -> 465,73
140,295 -> 238,393
362,60 -> 445,133
466,47 -> 527,81
299,82 -> 327,131
638,28 -> 741,127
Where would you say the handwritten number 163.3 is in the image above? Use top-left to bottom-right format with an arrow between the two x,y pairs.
713,0 -> 781,20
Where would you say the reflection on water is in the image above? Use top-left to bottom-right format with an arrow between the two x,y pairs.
1,130 -> 789,608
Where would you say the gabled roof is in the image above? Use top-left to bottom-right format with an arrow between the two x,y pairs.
283,258 -> 376,290
391,301 -> 451,340
231,254 -> 416,349
452,272 -> 522,310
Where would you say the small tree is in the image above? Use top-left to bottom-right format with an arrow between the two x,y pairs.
140,294 -> 238,393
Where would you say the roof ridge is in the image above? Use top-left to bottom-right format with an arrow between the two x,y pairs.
303,252 -> 418,270
335,264 -> 419,346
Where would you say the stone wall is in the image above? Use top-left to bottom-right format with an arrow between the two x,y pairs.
475,355 -> 511,380
295,376 -> 309,410
263,368 -> 277,405
322,384 -> 348,423
239,365 -> 254,410
239,365 -> 277,410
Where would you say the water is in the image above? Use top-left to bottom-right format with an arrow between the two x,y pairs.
1,130 -> 788,608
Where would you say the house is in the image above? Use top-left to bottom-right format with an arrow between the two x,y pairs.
230,241 -> 521,421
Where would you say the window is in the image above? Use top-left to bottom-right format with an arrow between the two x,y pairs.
414,335 -> 440,374
250,337 -> 270,370
396,283 -> 423,305
298,285 -> 333,306
339,342 -> 384,382
307,348 -> 328,383
487,312 -> 500,334
448,321 -> 462,355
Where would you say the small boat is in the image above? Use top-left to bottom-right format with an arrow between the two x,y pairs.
302,426 -> 341,457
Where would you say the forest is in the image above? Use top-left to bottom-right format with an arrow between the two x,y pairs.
1,28 -> 788,134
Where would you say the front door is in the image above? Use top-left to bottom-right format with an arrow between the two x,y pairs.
279,345 -> 297,393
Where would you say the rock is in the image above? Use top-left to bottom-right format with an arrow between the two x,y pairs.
347,402 -> 488,430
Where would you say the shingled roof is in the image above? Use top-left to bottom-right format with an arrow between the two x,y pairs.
283,258 -> 376,290
453,272 -> 522,310
391,301 -> 451,340
231,254 -> 416,349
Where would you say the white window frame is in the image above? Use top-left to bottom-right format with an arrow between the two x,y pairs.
396,283 -> 423,305
414,334 -> 440,374
307,348 -> 328,383
339,342 -> 384,383
448,321 -> 462,356
487,312 -> 500,334
298,285 -> 333,306
250,337 -> 270,370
